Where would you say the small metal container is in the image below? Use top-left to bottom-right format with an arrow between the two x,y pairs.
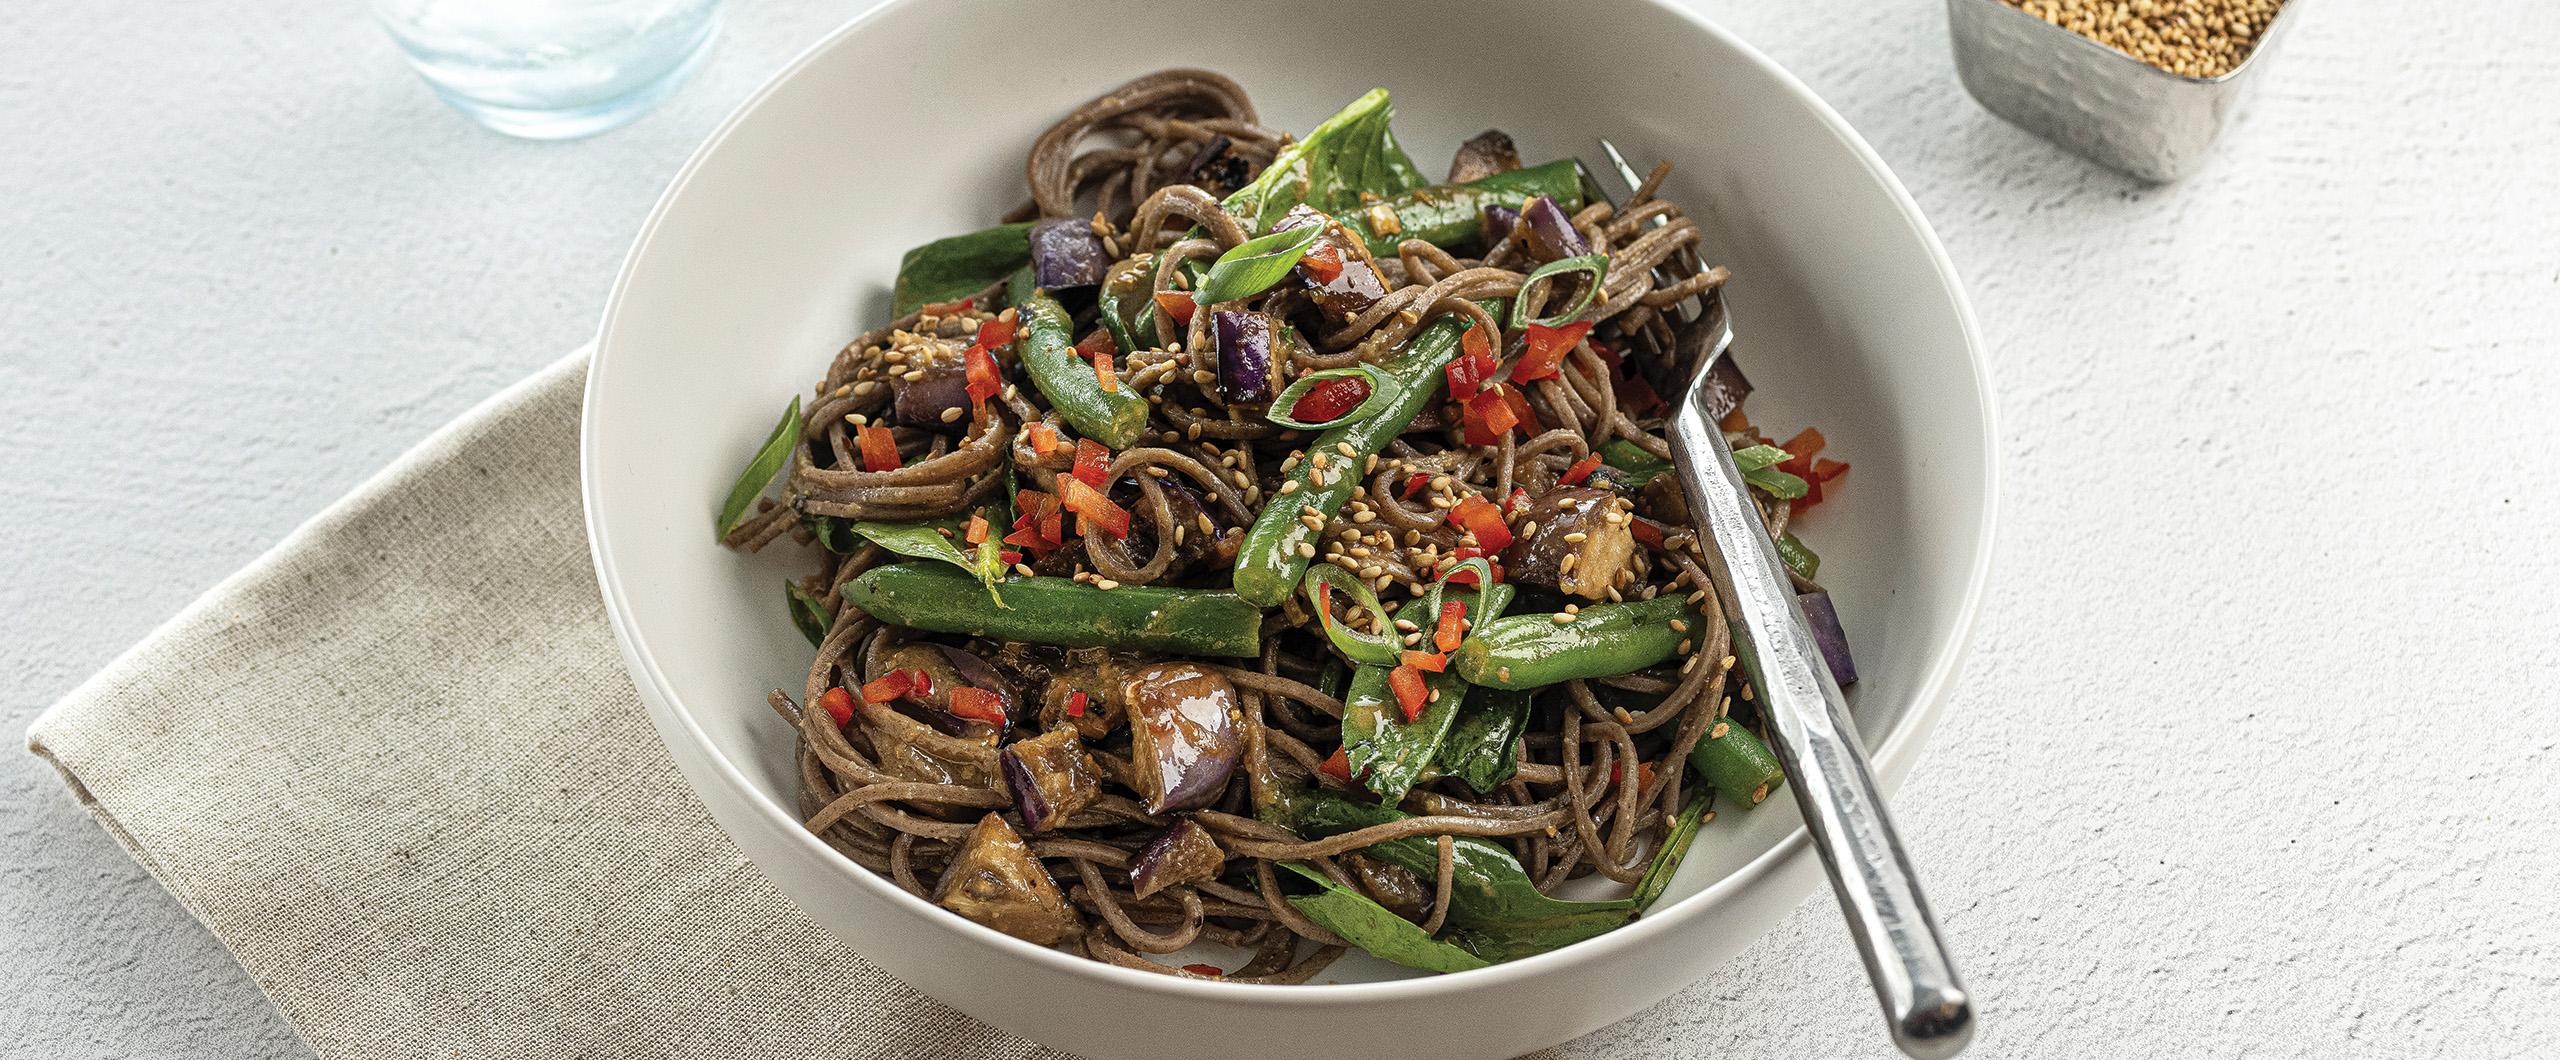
1947,0 -> 2310,182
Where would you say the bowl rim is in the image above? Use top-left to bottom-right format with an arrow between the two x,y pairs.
583,0 -> 2000,1003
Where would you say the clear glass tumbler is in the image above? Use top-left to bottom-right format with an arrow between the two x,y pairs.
370,0 -> 724,140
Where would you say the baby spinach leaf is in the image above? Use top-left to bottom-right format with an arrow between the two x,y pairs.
1293,793 -> 1637,959
893,222 -> 1033,317
1435,687 -> 1533,794
1340,663 -> 1470,803
1271,862 -> 1493,973
849,505 -> 1010,604
715,396 -> 801,541
1222,88 -> 1428,234
1192,222 -> 1327,306
785,580 -> 832,648
1599,438 -> 1673,481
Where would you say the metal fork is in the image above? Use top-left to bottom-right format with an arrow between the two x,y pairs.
1592,141 -> 1975,1059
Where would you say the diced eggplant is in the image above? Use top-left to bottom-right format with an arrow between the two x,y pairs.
1214,309 -> 1276,405
1500,487 -> 1639,600
933,813 -> 1083,945
1482,203 -> 1520,248
1119,662 -> 1244,813
1173,134 -> 1255,196
1638,472 -> 1690,527
1037,647 -> 1133,741
1518,195 -> 1592,263
1127,816 -> 1226,899
1107,476 -> 1238,579
891,353 -> 973,435
999,727 -> 1098,832
1446,129 -> 1522,184
1028,217 -> 1111,290
851,688 -> 992,785
1272,203 -> 1389,326
1343,853 -> 1429,923
1797,591 -> 1858,686
877,644 -> 995,735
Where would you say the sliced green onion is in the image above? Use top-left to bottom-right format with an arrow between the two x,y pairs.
1193,223 -> 1328,306
1511,254 -> 1610,329
1730,444 -> 1792,472
715,396 -> 801,541
1301,563 -> 1401,665
1265,365 -> 1404,431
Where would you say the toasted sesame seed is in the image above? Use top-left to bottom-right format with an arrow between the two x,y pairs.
1613,707 -> 1636,724
1560,553 -> 1578,575
1296,542 -> 1316,558
1096,578 -> 1119,590
1311,452 -> 1329,470
1394,619 -> 1419,631
1403,632 -> 1423,646
940,406 -> 965,423
1670,619 -> 1688,634
1552,612 -> 1575,624
1565,603 -> 1580,614
1351,510 -> 1376,523
1335,442 -> 1357,458
1522,521 -> 1538,536
852,381 -> 879,397
1678,638 -> 1693,654
1300,515 -> 1325,530
1563,531 -> 1587,543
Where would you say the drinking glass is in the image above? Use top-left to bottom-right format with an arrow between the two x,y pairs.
370,0 -> 724,139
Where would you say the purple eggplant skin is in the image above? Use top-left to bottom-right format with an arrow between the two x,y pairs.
1174,134 -> 1256,196
934,645 -> 1021,724
1446,129 -> 1523,184
1271,204 -> 1388,326
1028,217 -> 1111,290
1501,487 -> 1640,600
1797,592 -> 1858,686
999,727 -> 1098,832
1518,195 -> 1592,263
892,357 -> 974,435
1127,816 -> 1228,899
1119,662 -> 1245,814
1482,204 -> 1520,248
934,813 -> 1084,945
1214,310 -> 1276,405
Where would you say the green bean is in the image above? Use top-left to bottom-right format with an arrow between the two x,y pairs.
1450,592 -> 1709,690
1334,159 -> 1585,257
1230,314 -> 1469,606
1093,253 -> 1155,358
1689,715 -> 1785,808
1013,291 -> 1150,449
843,563 -> 1262,656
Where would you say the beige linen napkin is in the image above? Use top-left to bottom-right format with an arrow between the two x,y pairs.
25,349 -> 1067,1059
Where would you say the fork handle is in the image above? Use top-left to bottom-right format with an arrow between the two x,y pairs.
1667,398 -> 1975,1060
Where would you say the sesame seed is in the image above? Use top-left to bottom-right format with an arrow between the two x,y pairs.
1563,532 -> 1586,543
1403,632 -> 1423,646
1311,452 -> 1329,469
853,381 -> 879,396
1336,442 -> 1356,458
1394,619 -> 1419,632
1296,542 -> 1316,558
940,407 -> 965,423
1711,721 -> 1730,739
1670,619 -> 1688,634
1560,553 -> 1578,575
1552,612 -> 1575,624
1300,515 -> 1325,530
1565,604 -> 1579,614
1613,707 -> 1636,724
1678,638 -> 1693,654
1232,470 -> 1251,488
1352,510 -> 1376,523
1096,578 -> 1119,590
1688,590 -> 1709,605
1522,521 -> 1538,536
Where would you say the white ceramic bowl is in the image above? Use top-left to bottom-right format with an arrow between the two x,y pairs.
583,1 -> 1995,1056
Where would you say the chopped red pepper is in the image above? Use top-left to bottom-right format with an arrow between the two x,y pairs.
963,514 -> 989,544
948,687 -> 1006,726
1154,291 -> 1197,327
976,317 -> 1016,350
1461,388 -> 1515,445
860,669 -> 915,704
1630,518 -> 1667,551
1434,599 -> 1467,654
1512,320 -> 1594,383
1388,664 -> 1429,723
1074,327 -> 1117,361
1443,546 -> 1503,586
1506,486 -> 1531,515
1001,524 -> 1047,550
964,342 -> 1001,405
817,687 -> 855,727
1183,964 -> 1225,977
1318,744 -> 1352,783
920,296 -> 974,316
1558,453 -> 1603,487
1614,371 -> 1663,416
1401,471 -> 1431,500
1588,339 -> 1622,368
1498,382 -> 1540,435
1038,492 -> 1065,544
1289,375 -> 1371,424
857,425 -> 902,472
910,670 -> 933,698
1449,495 -> 1513,553
999,549 -> 1022,566
1015,490 -> 1046,523
1402,650 -> 1448,673
1299,244 -> 1343,284
1445,324 -> 1502,397
1095,348 -> 1117,392
1073,437 -> 1111,488
1059,477 -> 1131,538
1027,421 -> 1060,456
1066,690 -> 1089,717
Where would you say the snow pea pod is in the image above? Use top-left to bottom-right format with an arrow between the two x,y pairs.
1339,663 -> 1470,803
1014,290 -> 1150,449
1231,311 -> 1480,606
1451,592 -> 1710,690
843,563 -> 1262,656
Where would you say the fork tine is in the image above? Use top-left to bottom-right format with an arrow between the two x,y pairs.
1597,138 -> 1648,198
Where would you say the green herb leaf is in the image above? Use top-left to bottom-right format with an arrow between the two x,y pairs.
1631,786 -> 1713,911
1775,531 -> 1821,581
1266,365 -> 1401,431
716,396 -> 802,542
1730,444 -> 1791,472
1745,466 -> 1809,499
893,223 -> 1034,318
849,507 -> 1010,605
1512,254 -> 1611,329
1272,862 -> 1495,973
1301,563 -> 1401,666
1340,663 -> 1470,803
1222,88 -> 1429,234
784,580 -> 832,648
1292,793 -> 1638,959
1192,223 -> 1328,306
1599,438 -> 1673,481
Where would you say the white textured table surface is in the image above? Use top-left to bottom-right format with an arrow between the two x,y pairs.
5,1 -> 2555,1056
